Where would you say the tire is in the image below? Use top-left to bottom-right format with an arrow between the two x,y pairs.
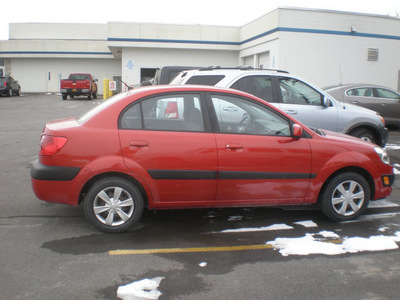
83,177 -> 144,233
8,88 -> 12,97
62,94 -> 67,100
349,128 -> 377,144
320,172 -> 370,221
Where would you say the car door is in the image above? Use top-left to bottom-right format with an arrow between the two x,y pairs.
373,88 -> 400,123
276,77 -> 338,131
118,93 -> 218,205
209,93 -> 312,204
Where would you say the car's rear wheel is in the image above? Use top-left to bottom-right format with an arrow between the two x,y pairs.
349,128 -> 377,144
62,94 -> 67,100
84,177 -> 144,233
8,88 -> 12,97
320,172 -> 370,221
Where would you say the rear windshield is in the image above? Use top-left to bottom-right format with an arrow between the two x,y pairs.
69,74 -> 91,80
186,75 -> 225,86
77,92 -> 129,124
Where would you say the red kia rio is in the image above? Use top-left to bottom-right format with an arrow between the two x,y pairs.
31,85 -> 394,233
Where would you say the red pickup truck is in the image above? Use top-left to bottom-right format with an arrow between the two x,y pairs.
60,73 -> 98,100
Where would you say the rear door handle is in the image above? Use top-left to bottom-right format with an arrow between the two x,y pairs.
226,144 -> 243,150
130,140 -> 149,147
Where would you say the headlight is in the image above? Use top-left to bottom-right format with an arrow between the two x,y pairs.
375,147 -> 390,164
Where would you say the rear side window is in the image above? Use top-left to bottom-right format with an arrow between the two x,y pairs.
186,75 -> 225,86
346,88 -> 373,97
231,76 -> 274,102
120,94 -> 205,132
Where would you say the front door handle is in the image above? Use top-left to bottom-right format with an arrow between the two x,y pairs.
130,140 -> 149,147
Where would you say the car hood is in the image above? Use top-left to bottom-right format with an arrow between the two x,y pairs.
333,100 -> 378,115
315,128 -> 377,148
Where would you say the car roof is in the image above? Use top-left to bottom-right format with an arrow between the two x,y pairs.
170,67 -> 290,85
124,84 -> 263,100
325,84 -> 399,91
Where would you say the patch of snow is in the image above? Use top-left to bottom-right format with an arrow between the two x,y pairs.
341,212 -> 400,223
220,223 -> 293,233
385,144 -> 400,150
117,277 -> 164,300
199,262 -> 207,267
368,200 -> 400,208
378,227 -> 390,232
393,164 -> 400,174
293,220 -> 318,228
268,231 -> 400,257
228,216 -> 243,221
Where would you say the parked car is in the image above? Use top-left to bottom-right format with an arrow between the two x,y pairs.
0,76 -> 21,96
30,85 -> 394,233
141,66 -> 202,86
324,84 -> 400,128
170,67 -> 389,147
60,73 -> 98,100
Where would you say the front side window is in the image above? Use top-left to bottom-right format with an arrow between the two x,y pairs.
279,78 -> 324,105
120,94 -> 204,132
375,88 -> 400,99
231,76 -> 274,102
211,94 -> 290,136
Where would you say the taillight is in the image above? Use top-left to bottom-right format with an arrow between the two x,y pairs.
3,81 -> 6,87
40,135 -> 67,155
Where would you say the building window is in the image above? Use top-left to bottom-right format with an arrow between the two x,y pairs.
368,48 -> 379,61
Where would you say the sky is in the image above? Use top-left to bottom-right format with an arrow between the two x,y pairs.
1,0 -> 400,40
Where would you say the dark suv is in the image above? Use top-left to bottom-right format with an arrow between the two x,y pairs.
0,76 -> 21,97
171,67 -> 388,147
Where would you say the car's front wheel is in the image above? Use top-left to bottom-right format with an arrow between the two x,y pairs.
84,177 -> 144,233
320,172 -> 370,221
349,128 -> 377,144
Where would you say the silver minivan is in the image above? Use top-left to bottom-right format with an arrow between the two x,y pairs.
170,67 -> 388,147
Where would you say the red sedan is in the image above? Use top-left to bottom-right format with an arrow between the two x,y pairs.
31,85 -> 394,233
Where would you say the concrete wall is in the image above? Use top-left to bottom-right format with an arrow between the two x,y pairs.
1,8 -> 399,93
121,47 -> 238,88
9,23 -> 107,40
277,9 -> 400,89
10,58 -> 120,93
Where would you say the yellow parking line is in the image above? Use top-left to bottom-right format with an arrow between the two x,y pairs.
109,244 -> 274,255
108,239 -> 344,256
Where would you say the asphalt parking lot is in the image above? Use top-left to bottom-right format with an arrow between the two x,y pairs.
1,94 -> 400,300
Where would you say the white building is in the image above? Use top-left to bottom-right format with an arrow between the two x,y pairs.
0,7 -> 399,94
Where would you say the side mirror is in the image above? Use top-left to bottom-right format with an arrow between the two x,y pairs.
322,96 -> 331,107
292,124 -> 303,138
